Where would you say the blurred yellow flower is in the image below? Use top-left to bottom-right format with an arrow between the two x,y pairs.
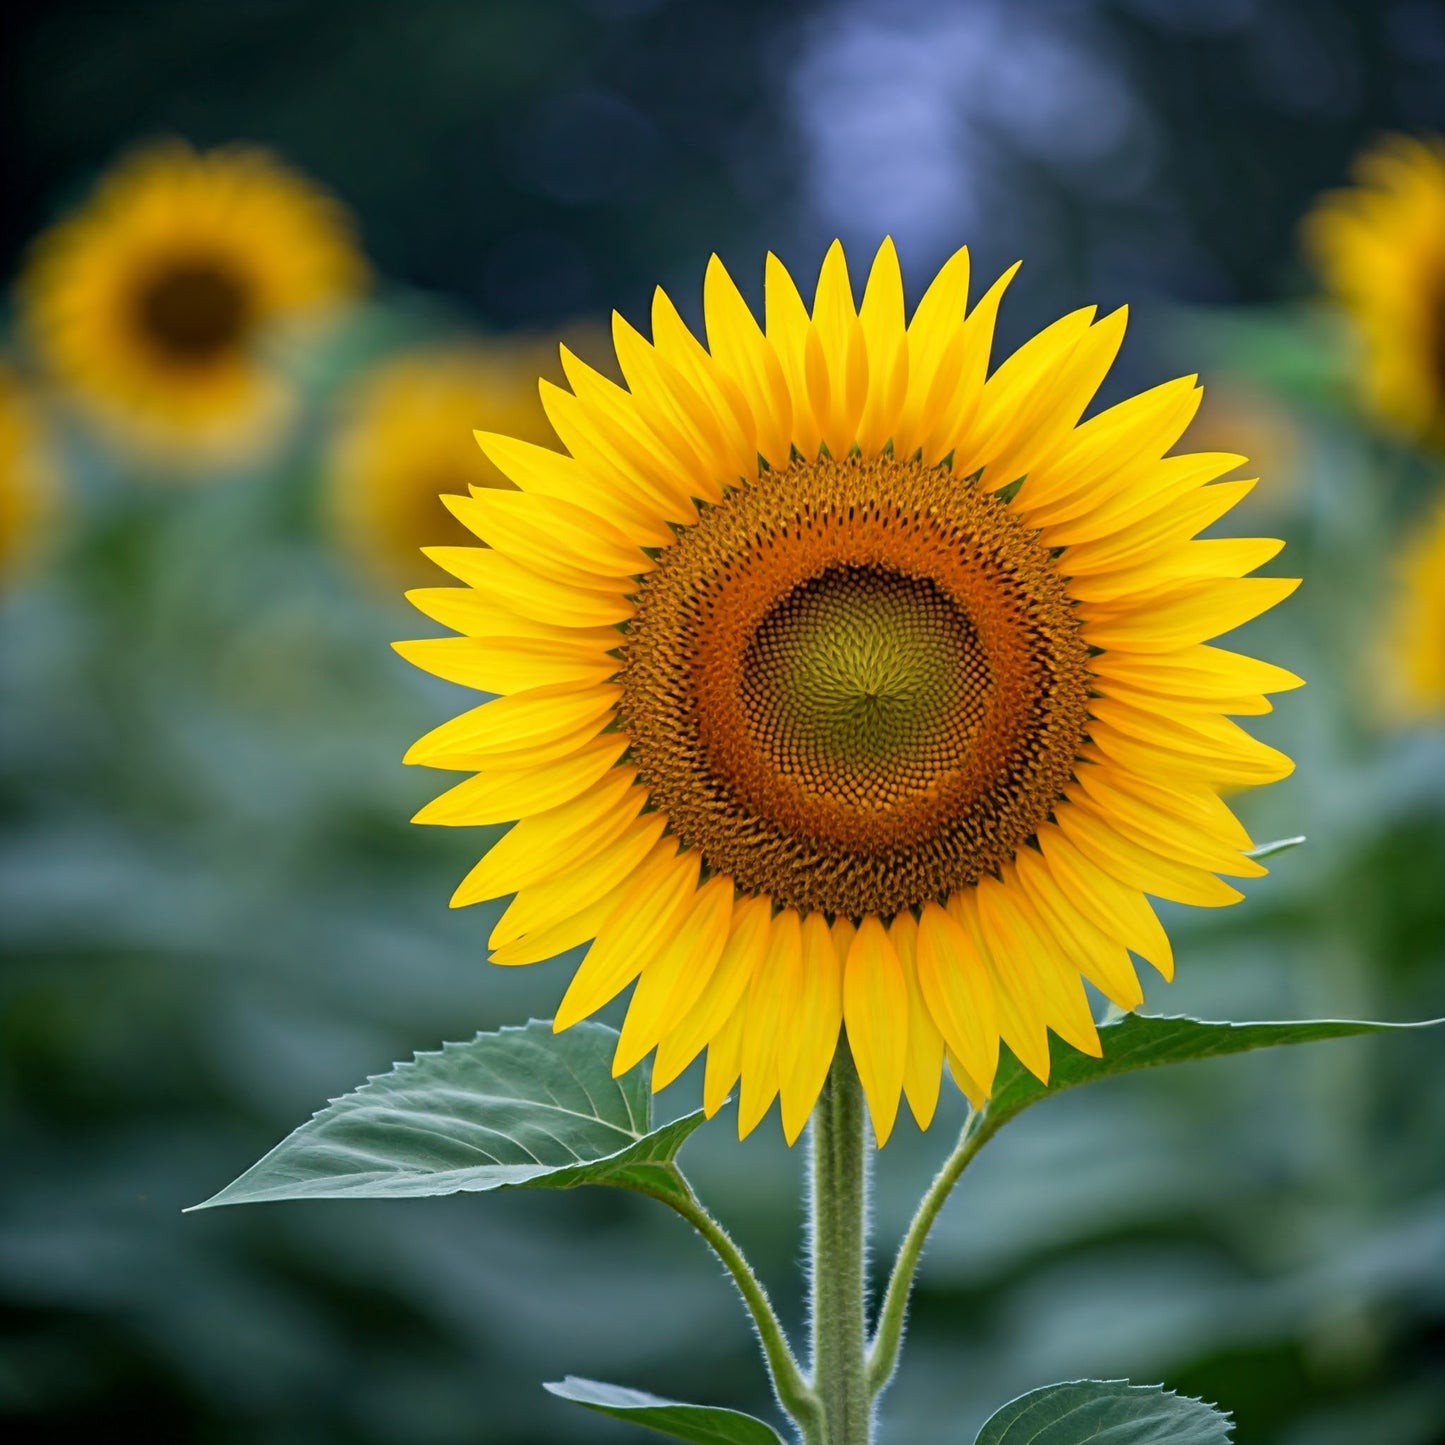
326,341 -> 580,590
19,140 -> 366,467
397,240 -> 1301,1146
1303,134 -> 1445,441
1384,490 -> 1445,720
0,366 -> 60,584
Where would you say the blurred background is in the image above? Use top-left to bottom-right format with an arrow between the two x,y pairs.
2,1 -> 1444,1441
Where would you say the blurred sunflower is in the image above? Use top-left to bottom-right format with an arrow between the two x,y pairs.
18,140 -> 365,466
398,241 -> 1301,1145
1303,133 -> 1445,441
0,366 -> 60,584
328,342 -> 575,590
1383,490 -> 1445,720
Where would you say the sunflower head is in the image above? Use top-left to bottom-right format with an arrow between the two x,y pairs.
18,139 -> 366,466
398,240 -> 1301,1146
328,339 -> 595,590
0,366 -> 61,584
1303,133 -> 1445,441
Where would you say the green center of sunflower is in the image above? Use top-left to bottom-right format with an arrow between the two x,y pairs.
135,260 -> 252,362
741,565 -> 988,811
620,455 -> 1093,918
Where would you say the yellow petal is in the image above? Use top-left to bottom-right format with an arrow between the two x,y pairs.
404,684 -> 620,769
1090,644 -> 1303,704
957,306 -> 1102,482
397,600 -> 614,646
445,489 -> 651,583
559,346 -> 707,515
1075,759 -> 1258,862
412,737 -> 628,826
737,907 -> 801,1138
489,812 -> 669,949
703,1002 -> 746,1118
653,893 -> 773,1089
891,911 -> 946,1130
1054,798 -> 1245,908
1083,576 -> 1300,653
765,251 -> 822,457
977,873 -> 1101,1064
1086,699 -> 1295,785
450,769 -> 642,904
473,429 -> 673,546
1036,824 -> 1175,980
1067,538 -> 1285,604
393,635 -> 618,696
955,884 -> 1051,1083
614,874 -> 734,1075
843,916 -> 908,1146
904,256 -> 1018,464
421,547 -> 635,628
1014,846 -> 1144,1010
553,845 -> 701,1030
540,376 -> 696,526
779,911 -> 844,1145
916,900 -> 1000,1096
702,254 -> 793,470
810,239 -> 869,458
971,307 -> 1129,490
855,237 -> 909,456
611,311 -> 733,497
651,287 -> 757,472
1016,375 -> 1204,515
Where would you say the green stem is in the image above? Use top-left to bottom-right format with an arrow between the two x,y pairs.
867,1106 -> 987,1396
650,1182 -> 820,1434
809,1044 -> 872,1445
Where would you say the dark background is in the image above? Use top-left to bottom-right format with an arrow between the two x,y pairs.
2,2 -> 1444,1442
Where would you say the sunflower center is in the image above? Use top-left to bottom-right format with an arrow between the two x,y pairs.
135,260 -> 251,361
620,455 -> 1093,918
741,566 -> 989,812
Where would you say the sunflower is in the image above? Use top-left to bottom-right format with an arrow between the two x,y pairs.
1383,489 -> 1445,720
397,241 -> 1301,1145
19,140 -> 365,465
0,366 -> 60,584
1303,134 -> 1445,441
328,339 -> 589,589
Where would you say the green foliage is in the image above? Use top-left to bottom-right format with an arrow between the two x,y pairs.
193,1020 -> 705,1210
544,1377 -> 786,1445
975,1012 -> 1437,1149
974,1380 -> 1232,1445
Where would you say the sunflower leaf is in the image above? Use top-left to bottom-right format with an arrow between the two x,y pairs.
974,1379 -> 1232,1444
190,1020 -> 704,1210
976,1013 -> 1440,1149
544,1377 -> 786,1444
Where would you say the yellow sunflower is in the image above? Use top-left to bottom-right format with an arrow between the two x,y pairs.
1383,489 -> 1445,720
397,240 -> 1301,1145
0,366 -> 60,584
19,140 -> 365,466
1303,133 -> 1445,440
328,339 -> 589,589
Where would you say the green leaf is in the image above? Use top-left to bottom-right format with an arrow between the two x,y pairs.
544,1377 -> 786,1445
975,1379 -> 1232,1444
1244,834 -> 1305,860
191,1020 -> 705,1210
976,1013 -> 1440,1151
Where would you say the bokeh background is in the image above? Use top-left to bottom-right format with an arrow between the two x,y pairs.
3,1 -> 1445,1442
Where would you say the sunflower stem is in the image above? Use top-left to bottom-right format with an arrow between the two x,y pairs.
643,1181 -> 819,1433
808,1043 -> 872,1445
866,1104 -> 988,1397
